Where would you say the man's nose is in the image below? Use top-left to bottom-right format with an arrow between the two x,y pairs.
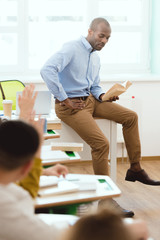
101,38 -> 107,45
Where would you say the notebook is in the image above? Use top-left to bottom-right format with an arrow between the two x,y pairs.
38,180 -> 79,197
16,90 -> 52,115
39,176 -> 59,188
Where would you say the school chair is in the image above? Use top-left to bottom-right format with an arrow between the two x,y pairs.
0,80 -> 25,110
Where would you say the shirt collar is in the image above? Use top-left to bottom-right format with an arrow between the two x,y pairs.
80,36 -> 93,52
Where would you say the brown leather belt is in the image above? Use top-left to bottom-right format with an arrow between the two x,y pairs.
55,96 -> 88,104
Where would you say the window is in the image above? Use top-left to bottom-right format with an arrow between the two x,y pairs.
0,0 -> 151,79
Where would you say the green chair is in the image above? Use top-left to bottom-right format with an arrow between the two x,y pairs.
0,80 -> 25,110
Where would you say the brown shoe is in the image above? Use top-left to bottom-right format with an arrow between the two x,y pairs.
125,169 -> 160,185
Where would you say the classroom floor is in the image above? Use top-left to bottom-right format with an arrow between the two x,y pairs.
67,160 -> 160,240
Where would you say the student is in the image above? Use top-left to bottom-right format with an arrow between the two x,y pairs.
62,209 -> 149,240
41,17 -> 160,217
0,84 -> 68,198
0,119 -> 63,240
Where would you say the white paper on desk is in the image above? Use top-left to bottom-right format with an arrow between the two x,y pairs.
38,180 -> 79,196
74,181 -> 97,191
39,176 -> 59,188
66,175 -> 97,191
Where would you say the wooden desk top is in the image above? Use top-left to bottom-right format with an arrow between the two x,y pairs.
35,174 -> 121,208
46,111 -> 61,130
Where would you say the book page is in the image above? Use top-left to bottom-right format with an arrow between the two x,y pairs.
102,85 -> 125,101
102,80 -> 132,101
121,80 -> 132,89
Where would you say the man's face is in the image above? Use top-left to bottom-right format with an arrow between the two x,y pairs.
88,22 -> 111,51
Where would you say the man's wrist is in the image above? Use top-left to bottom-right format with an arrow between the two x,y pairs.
99,93 -> 105,101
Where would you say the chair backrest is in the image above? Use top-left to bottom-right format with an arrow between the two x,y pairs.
0,80 -> 25,110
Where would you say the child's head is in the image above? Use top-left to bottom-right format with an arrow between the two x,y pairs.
0,120 -> 40,171
64,209 -> 134,240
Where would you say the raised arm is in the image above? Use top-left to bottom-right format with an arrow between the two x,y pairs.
18,84 -> 38,120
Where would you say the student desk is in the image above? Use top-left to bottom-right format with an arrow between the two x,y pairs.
5,111 -> 61,139
41,145 -> 81,166
43,130 -> 60,140
35,173 -> 121,211
8,110 -> 62,130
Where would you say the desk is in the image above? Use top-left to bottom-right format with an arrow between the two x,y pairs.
7,110 -> 62,130
46,111 -> 61,130
44,130 -> 60,140
41,145 -> 81,166
35,174 -> 121,209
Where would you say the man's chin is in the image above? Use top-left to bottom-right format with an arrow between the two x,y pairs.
95,45 -> 104,51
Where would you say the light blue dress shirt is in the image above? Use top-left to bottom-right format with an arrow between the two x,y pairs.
40,36 -> 104,101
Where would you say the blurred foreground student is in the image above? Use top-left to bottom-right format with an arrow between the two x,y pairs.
62,209 -> 149,240
0,119 -> 64,240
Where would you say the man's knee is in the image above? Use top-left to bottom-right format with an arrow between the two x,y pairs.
130,110 -> 138,123
92,137 -> 109,152
124,110 -> 138,127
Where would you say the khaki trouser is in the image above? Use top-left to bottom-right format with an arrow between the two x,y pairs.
55,95 -> 141,176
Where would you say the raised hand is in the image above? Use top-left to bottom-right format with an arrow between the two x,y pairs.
18,84 -> 38,120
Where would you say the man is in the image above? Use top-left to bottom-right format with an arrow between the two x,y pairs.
40,17 -> 160,216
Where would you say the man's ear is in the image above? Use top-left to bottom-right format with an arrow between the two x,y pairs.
20,160 -> 33,178
88,28 -> 93,36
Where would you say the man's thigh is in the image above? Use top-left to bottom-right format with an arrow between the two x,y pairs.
55,104 -> 107,145
94,101 -> 135,124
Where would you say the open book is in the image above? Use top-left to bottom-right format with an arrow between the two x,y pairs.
102,80 -> 132,101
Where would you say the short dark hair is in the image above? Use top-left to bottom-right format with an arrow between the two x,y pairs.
0,120 -> 40,170
90,17 -> 110,31
66,209 -> 134,240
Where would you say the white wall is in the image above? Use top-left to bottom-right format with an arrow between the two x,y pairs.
31,77 -> 160,157
101,79 -> 160,157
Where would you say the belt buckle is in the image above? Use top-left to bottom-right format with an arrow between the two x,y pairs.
81,96 -> 87,101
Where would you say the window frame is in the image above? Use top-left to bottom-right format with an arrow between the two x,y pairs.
0,0 -> 152,80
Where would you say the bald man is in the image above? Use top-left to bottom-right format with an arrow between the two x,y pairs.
41,17 -> 160,217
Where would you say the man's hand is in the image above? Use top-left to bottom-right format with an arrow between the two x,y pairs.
18,84 -> 38,120
42,164 -> 68,177
60,98 -> 86,110
99,93 -> 119,102
106,96 -> 119,102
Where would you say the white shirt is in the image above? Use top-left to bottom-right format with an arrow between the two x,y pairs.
0,183 -> 60,240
